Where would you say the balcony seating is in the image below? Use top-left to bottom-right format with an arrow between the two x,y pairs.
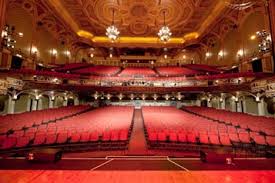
156,66 -> 201,76
119,67 -> 158,77
72,66 -> 121,76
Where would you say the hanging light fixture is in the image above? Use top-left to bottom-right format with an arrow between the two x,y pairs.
225,0 -> 256,10
106,9 -> 120,42
158,11 -> 172,43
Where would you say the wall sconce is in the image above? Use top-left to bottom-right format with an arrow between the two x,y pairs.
205,52 -> 212,58
237,49 -> 244,57
51,49 -> 57,56
31,46 -> 38,55
64,50 -> 70,57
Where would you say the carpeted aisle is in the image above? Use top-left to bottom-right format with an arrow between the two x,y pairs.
128,109 -> 147,155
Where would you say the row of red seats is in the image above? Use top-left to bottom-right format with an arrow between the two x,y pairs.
0,105 -> 90,134
156,66 -> 201,76
11,69 -> 81,78
184,106 -> 275,136
72,66 -> 121,76
142,106 -> 275,148
0,106 -> 134,150
118,67 -> 158,77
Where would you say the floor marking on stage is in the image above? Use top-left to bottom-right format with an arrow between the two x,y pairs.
90,158 -> 114,171
62,157 -> 107,160
235,157 -> 267,160
106,155 -> 168,159
167,157 -> 190,172
169,158 -> 200,161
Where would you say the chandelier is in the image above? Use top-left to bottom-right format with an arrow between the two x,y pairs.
256,30 -> 272,53
225,0 -> 256,10
158,11 -> 172,43
106,9 -> 120,42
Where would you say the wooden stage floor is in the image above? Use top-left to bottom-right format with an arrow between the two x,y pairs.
0,156 -> 275,183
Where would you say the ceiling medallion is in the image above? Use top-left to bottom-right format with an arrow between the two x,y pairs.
106,9 -> 120,42
157,11 -> 172,43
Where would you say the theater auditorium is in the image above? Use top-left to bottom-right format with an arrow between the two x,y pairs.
0,0 -> 275,182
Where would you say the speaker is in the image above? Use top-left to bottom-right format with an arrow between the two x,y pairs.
200,151 -> 234,164
27,148 -> 62,163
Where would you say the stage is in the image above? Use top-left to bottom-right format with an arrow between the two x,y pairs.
0,156 -> 275,183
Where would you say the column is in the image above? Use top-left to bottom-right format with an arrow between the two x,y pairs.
220,98 -> 226,110
268,0 -> 275,58
207,99 -> 212,108
242,99 -> 247,113
31,99 -> 38,111
257,98 -> 265,116
37,98 -> 43,110
7,96 -> 16,114
236,101 -> 242,113
26,97 -> 31,111
74,97 -> 79,106
63,99 -> 68,107
0,0 -> 7,43
230,100 -> 236,112
196,99 -> 201,107
49,99 -> 54,109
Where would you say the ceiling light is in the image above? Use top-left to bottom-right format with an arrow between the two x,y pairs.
18,32 -> 23,37
52,49 -> 57,56
31,46 -> 38,54
205,52 -> 212,58
218,50 -> 225,57
237,49 -> 244,57
250,35 -> 256,40
158,11 -> 172,43
106,9 -> 120,42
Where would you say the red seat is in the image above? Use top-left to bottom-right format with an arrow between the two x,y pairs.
199,134 -> 209,144
148,132 -> 157,142
266,136 -> 275,146
1,137 -> 17,149
238,132 -> 251,144
187,133 -> 197,143
209,134 -> 220,145
178,132 -> 187,143
33,134 -> 46,145
70,133 -> 81,143
45,134 -> 57,145
229,133 -> 240,143
157,132 -> 166,142
250,132 -> 267,145
119,130 -> 128,141
0,135 -> 5,146
16,136 -> 30,148
102,131 -> 111,141
80,132 -> 90,142
169,133 -> 178,142
90,132 -> 99,142
110,131 -> 119,141
219,134 -> 231,146
56,132 -> 68,144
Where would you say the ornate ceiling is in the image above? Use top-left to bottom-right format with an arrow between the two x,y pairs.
7,0 -> 266,58
59,0 -> 218,37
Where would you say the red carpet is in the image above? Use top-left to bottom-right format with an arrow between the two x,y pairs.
128,109 -> 147,155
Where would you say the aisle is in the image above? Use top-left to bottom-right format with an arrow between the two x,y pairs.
128,109 -> 147,155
